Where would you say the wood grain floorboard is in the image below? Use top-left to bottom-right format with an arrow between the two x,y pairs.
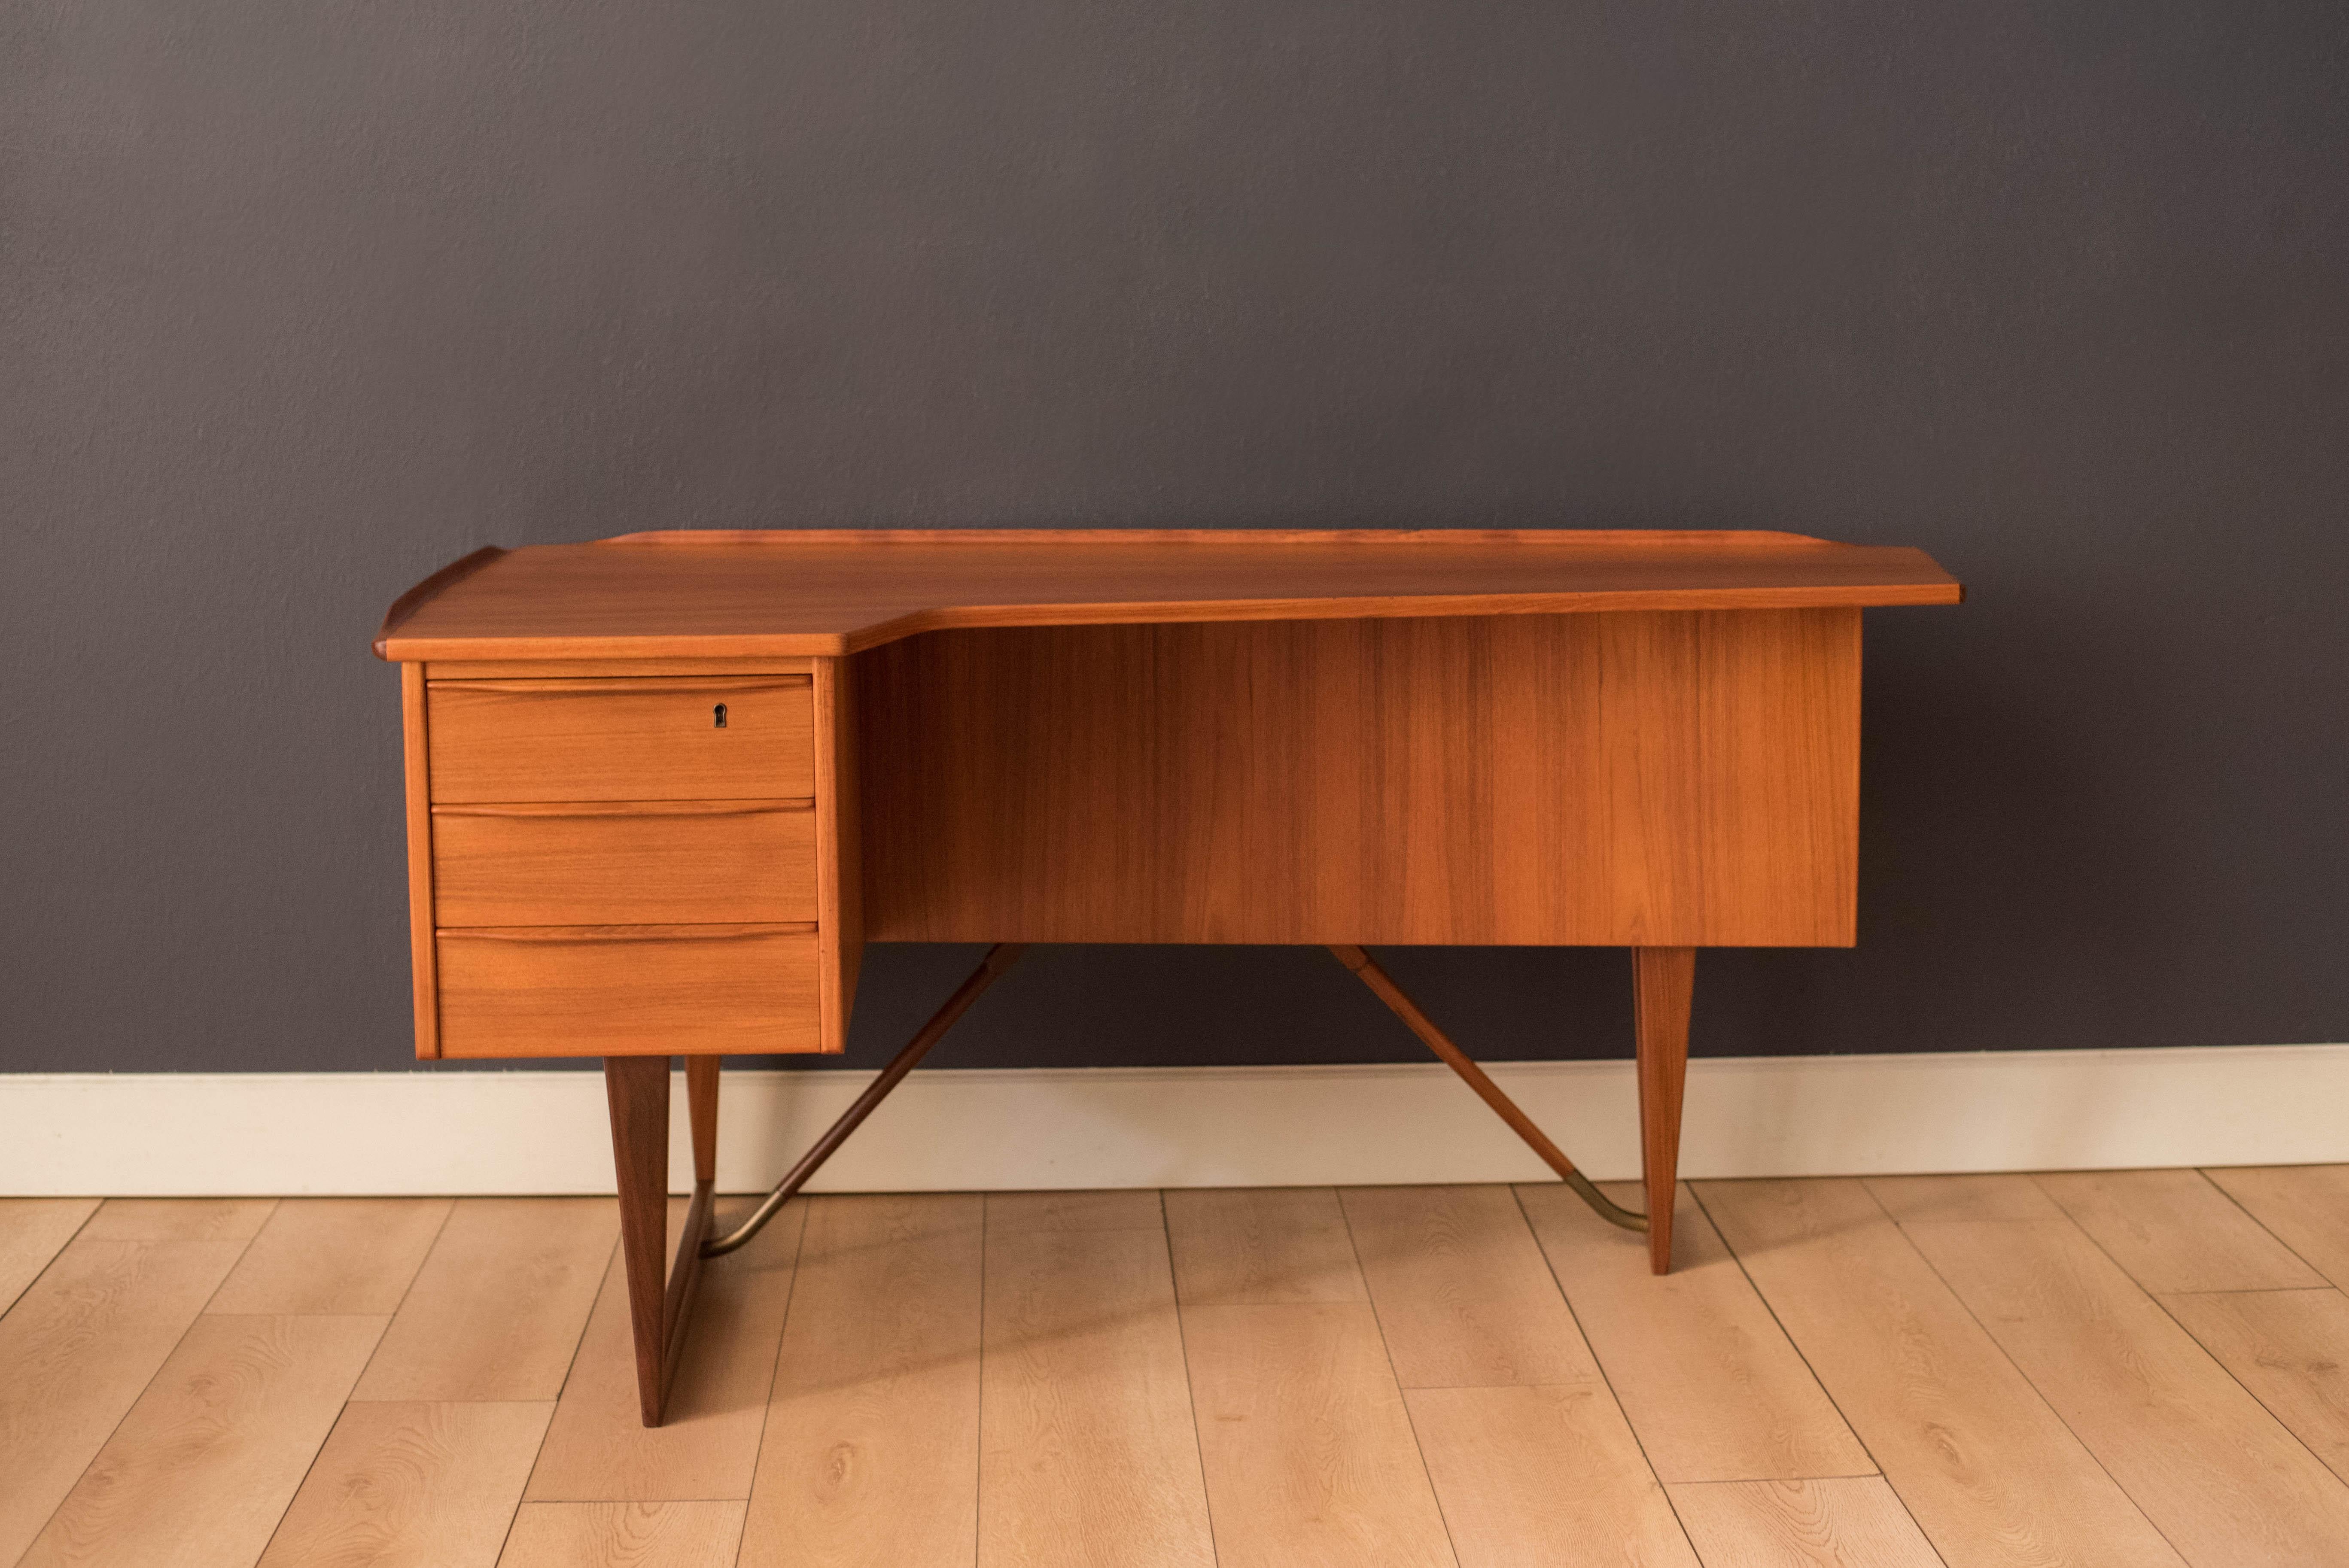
0,1234 -> 257,1564
0,1199 -> 99,1315
2205,1165 -> 2349,1290
2036,1169 -> 2325,1293
1521,1182 -> 1871,1484
1342,1184 -> 1591,1388
738,1194 -> 983,1568
984,1189 -> 1165,1233
497,1500 -> 746,1567
17,1313 -> 385,1568
353,1197 -> 618,1402
1182,1303 -> 1456,1568
529,1197 -> 804,1501
1408,1383 -> 1697,1567
211,1198 -> 455,1315
1165,1186 -> 1367,1305
1863,1173 -> 2063,1223
1668,1477 -> 1940,1568
1695,1179 -> 2186,1568
1906,1217 -> 2349,1566
77,1197 -> 277,1242
255,1400 -> 554,1568
979,1225 -> 1214,1568
2161,1286 -> 2349,1486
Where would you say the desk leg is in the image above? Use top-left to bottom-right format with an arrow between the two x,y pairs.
603,1056 -> 718,1427
1634,948 -> 1695,1275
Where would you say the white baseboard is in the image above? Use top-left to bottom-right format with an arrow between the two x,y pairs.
4,1044 -> 2343,1197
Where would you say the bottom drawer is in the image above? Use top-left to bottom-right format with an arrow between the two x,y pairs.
436,924 -> 820,1057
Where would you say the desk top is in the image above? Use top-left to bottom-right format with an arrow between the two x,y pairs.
377,529 -> 1961,660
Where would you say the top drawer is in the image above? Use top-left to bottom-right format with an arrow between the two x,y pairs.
428,676 -> 815,802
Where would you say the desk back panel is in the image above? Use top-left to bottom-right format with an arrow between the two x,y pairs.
857,609 -> 1861,948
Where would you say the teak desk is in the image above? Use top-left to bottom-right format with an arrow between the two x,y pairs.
377,528 -> 1960,1425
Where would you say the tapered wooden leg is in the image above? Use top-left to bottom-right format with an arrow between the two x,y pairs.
686,1057 -> 720,1186
603,1056 -> 671,1426
1634,948 -> 1695,1275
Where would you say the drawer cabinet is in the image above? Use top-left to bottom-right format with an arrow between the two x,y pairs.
432,800 -> 817,927
428,675 -> 814,802
401,662 -> 856,1061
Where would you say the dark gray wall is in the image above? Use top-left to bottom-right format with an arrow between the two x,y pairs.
5,0 -> 2345,1076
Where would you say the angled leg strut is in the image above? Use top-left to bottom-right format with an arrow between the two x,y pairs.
1327,945 -> 1652,1241
701,942 -> 1028,1259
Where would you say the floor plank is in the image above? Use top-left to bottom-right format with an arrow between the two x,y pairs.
354,1197 -> 618,1402
1863,1173 -> 2064,1223
1695,1179 -> 2185,1568
498,1500 -> 746,1567
0,1234 -> 257,1564
2036,1169 -> 2325,1293
2162,1287 -> 2349,1486
1668,1477 -> 1940,1568
2206,1165 -> 2349,1290
1342,1184 -> 1591,1388
1408,1383 -> 1697,1567
0,1199 -> 100,1319
1903,1216 -> 2349,1566
18,1312 -> 386,1568
1521,1182 -> 1871,1484
1165,1186 -> 1368,1305
1182,1303 -> 1456,1568
738,1194 -> 983,1568
255,1400 -> 554,1568
529,1196 -> 804,1501
78,1197 -> 277,1242
979,1225 -> 1215,1568
212,1198 -> 456,1315
984,1189 -> 1165,1232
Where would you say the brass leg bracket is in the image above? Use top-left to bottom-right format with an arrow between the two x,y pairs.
1328,945 -> 1648,1233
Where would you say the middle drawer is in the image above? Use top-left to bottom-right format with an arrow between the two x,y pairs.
432,799 -> 816,927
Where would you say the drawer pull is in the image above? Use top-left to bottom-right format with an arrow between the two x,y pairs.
439,922 -> 816,943
432,799 -> 811,820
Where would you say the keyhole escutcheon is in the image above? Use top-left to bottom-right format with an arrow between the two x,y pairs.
713,702 -> 728,729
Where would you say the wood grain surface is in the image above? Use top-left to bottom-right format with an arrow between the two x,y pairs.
376,530 -> 1960,662
426,676 -> 813,804
353,1198 -> 618,1402
432,800 -> 817,927
742,1194 -> 983,1568
978,1226 -> 1215,1568
1695,1179 -> 2187,1568
1668,1477 -> 1941,1568
2036,1167 -> 2326,1292
2162,1287 -> 2349,1486
1408,1382 -> 1700,1567
0,1198 -> 98,1314
861,610 -> 1860,946
1903,1216 -> 2349,1567
1520,1182 -> 1869,1483
2205,1164 -> 2349,1289
1165,1187 -> 1369,1305
1341,1183 -> 1594,1388
210,1197 -> 453,1315
18,1313 -> 385,1568
1181,1303 -> 1456,1568
255,1400 -> 554,1568
496,1501 -> 748,1567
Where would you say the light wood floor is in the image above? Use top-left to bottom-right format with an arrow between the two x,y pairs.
6,1168 -> 2349,1567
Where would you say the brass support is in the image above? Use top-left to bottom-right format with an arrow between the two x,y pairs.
702,943 -> 1028,1257
1329,945 -> 1648,1233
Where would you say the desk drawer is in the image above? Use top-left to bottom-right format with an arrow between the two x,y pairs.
428,676 -> 814,803
436,924 -> 820,1057
432,801 -> 815,927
